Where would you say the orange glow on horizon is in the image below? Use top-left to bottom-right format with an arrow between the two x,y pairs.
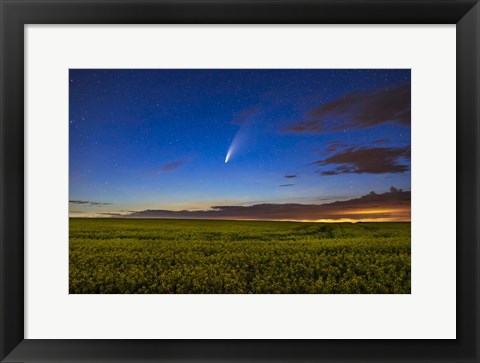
69,199 -> 411,222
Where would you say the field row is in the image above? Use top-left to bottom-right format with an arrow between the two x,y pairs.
69,219 -> 411,294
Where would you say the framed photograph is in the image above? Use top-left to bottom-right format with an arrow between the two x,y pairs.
1,0 -> 478,362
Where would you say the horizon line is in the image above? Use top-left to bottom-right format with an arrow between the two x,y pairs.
68,216 -> 411,223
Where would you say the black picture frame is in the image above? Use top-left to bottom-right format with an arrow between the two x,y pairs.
1,0 -> 479,362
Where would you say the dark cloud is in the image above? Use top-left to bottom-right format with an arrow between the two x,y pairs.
325,141 -> 348,153
279,183 -> 295,187
373,139 -> 390,145
284,175 -> 297,179
323,140 -> 390,155
316,195 -> 353,202
108,188 -> 410,221
232,105 -> 261,125
321,170 -> 343,176
69,200 -> 112,206
315,146 -> 410,175
161,160 -> 187,172
286,83 -> 410,134
147,159 -> 189,175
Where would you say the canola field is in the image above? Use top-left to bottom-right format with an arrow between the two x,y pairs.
69,218 -> 411,294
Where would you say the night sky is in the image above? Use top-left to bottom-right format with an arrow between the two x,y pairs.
69,69 -> 411,221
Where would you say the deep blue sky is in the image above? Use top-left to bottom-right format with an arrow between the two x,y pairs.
69,69 -> 411,219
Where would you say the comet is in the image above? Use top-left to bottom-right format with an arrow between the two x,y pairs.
224,127 -> 246,164
225,107 -> 260,163
225,149 -> 232,163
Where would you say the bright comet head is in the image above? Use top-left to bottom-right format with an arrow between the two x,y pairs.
225,149 -> 231,163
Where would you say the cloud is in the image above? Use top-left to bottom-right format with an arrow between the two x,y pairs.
284,175 -> 297,179
279,183 -> 295,187
147,158 -> 190,175
161,159 -> 187,172
108,188 -> 410,222
98,212 -> 128,216
232,105 -> 261,125
323,139 -> 390,154
286,83 -> 410,134
373,139 -> 390,145
315,146 -> 410,175
316,195 -> 353,202
69,200 -> 112,206
325,141 -> 348,153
